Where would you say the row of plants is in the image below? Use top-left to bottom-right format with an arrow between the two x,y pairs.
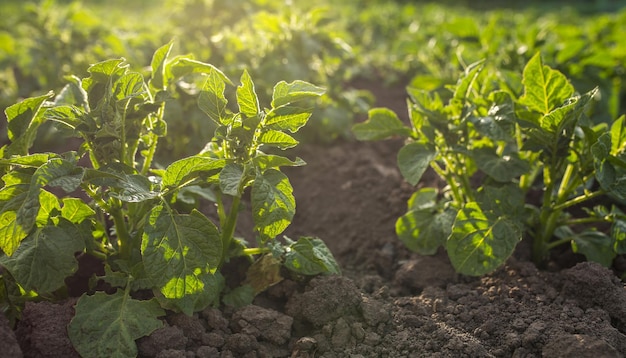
1,0 -> 625,158
0,43 -> 339,357
355,53 -> 626,276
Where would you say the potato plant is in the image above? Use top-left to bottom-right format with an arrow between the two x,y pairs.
0,43 -> 338,357
354,53 -> 626,276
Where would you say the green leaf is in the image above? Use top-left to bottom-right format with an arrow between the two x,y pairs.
396,207 -> 455,255
61,198 -> 96,224
198,69 -> 229,125
251,169 -> 295,240
141,207 -> 222,315
265,106 -> 312,133
476,183 -> 526,218
453,60 -> 484,101
222,284 -> 255,308
68,291 -> 165,358
4,92 -> 54,156
271,80 -> 325,108
1,153 -> 60,168
162,156 -> 225,189
169,58 -> 233,85
473,147 -> 530,182
253,154 -> 306,172
611,218 -> 626,254
571,231 -> 616,267
36,189 -> 60,226
406,188 -> 438,211
237,70 -> 259,118
113,72 -> 145,102
0,219 -> 85,293
539,88 -> 596,134
519,53 -> 574,115
54,76 -> 88,108
0,185 -> 29,256
108,174 -> 158,203
593,133 -> 626,199
0,211 -> 28,256
219,163 -> 244,197
258,130 -> 299,149
43,105 -> 85,130
448,202 -> 521,276
610,115 -> 626,156
150,41 -> 173,91
352,108 -> 411,141
397,142 -> 436,185
284,236 -> 340,275
16,158 -> 83,238
85,58 -> 127,84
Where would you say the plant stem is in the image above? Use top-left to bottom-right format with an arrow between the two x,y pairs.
110,204 -> 133,260
566,216 -> 609,226
534,165 -> 558,264
220,195 -> 241,266
546,237 -> 573,250
552,190 -> 605,211
242,247 -> 270,256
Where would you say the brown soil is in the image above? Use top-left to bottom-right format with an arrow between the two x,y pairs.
3,81 -> 626,357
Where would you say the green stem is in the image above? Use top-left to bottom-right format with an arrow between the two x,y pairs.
566,216 -> 609,226
534,164 -> 558,264
552,190 -> 605,212
110,204 -> 133,260
215,191 -> 227,224
242,247 -> 270,256
520,164 -> 541,192
220,195 -> 241,266
556,163 -> 575,202
439,155 -> 467,205
546,237 -> 573,250
141,104 -> 165,175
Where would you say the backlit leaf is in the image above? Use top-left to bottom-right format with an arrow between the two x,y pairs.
265,106 -> 312,133
150,41 -> 173,91
251,169 -> 294,240
4,92 -> 54,156
448,202 -> 521,276
284,236 -> 340,275
519,53 -> 574,115
237,70 -> 259,118
198,69 -> 229,125
453,60 -> 484,101
352,108 -> 411,141
141,207 -> 222,315
169,58 -> 233,85
396,208 -> 454,255
61,198 -> 96,224
271,80 -> 325,108
253,154 -> 306,172
108,174 -> 158,203
258,130 -> 299,149
162,156 -> 225,189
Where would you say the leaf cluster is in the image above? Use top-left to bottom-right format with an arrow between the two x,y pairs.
354,53 -> 626,276
0,43 -> 339,357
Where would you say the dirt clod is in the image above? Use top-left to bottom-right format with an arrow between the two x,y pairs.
0,313 -> 22,358
15,300 -> 79,358
286,276 -> 362,327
